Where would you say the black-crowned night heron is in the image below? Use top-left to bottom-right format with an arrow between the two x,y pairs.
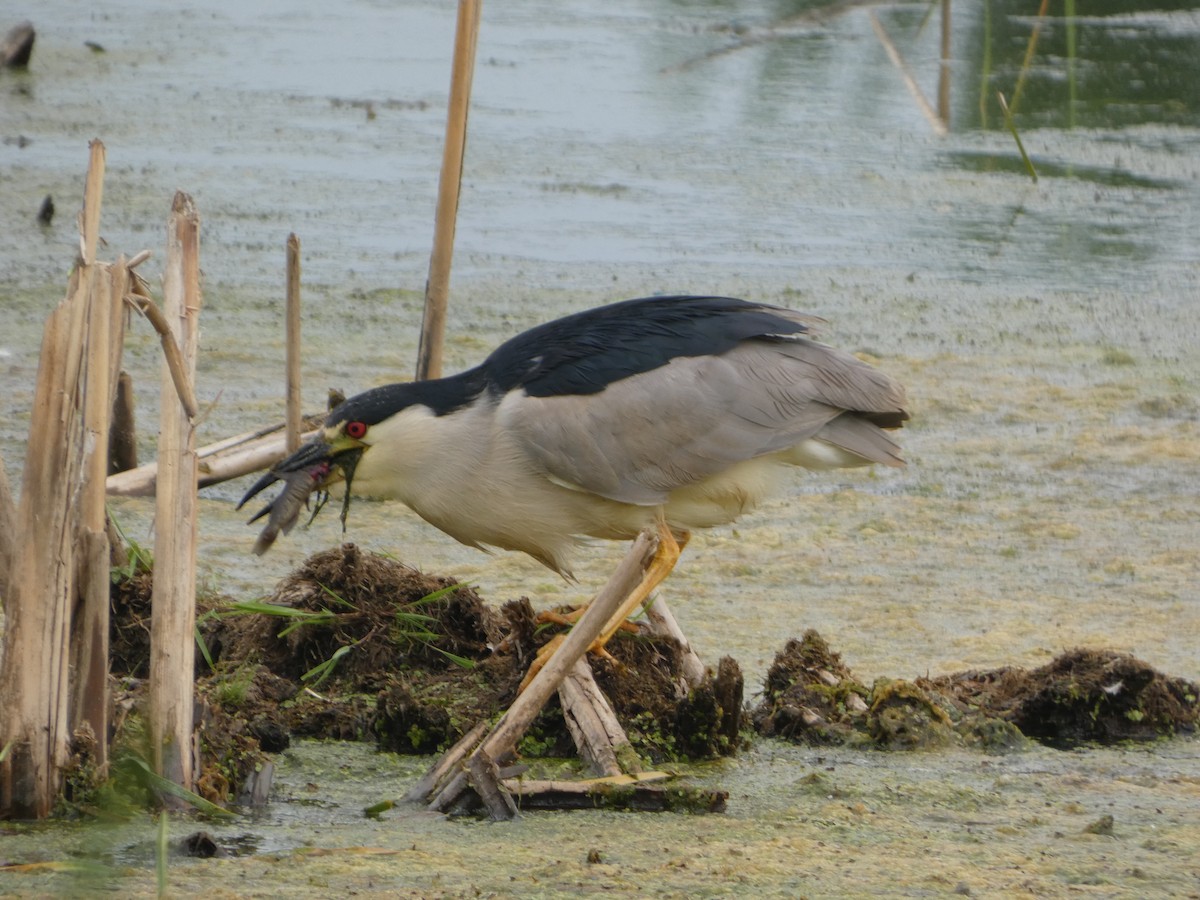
241,294 -> 908,652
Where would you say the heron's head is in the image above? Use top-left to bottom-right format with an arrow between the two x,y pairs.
238,384 -> 418,554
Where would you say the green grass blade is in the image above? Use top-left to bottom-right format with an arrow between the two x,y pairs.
302,644 -> 353,687
998,91 -> 1038,182
194,623 -> 215,671
156,810 -> 169,898
126,756 -> 237,818
433,647 -> 477,669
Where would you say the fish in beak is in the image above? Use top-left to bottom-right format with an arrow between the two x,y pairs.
238,434 -> 365,555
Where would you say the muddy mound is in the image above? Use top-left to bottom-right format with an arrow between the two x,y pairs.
921,648 -> 1200,748
197,545 -> 741,775
104,546 -> 1197,813
753,631 -> 1198,750
223,542 -> 507,684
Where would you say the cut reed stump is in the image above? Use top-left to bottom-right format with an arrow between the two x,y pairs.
0,140 -> 141,817
285,233 -> 303,454
107,371 -> 138,475
559,657 -> 639,778
148,191 -> 203,799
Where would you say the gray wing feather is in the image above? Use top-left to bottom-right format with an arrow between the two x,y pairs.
499,336 -> 907,506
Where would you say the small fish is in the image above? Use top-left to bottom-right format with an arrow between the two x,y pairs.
244,460 -> 333,555
240,436 -> 363,554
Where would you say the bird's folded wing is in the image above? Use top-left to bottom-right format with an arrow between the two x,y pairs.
498,337 -> 907,505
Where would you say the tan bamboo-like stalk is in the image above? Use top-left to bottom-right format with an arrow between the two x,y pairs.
79,139 -> 105,264
426,529 -> 659,817
645,595 -> 706,689
558,658 -> 636,778
0,453 -> 14,581
71,254 -> 129,775
148,192 -> 203,796
285,233 -> 303,453
0,141 -> 112,817
868,10 -> 948,137
416,0 -> 482,381
0,298 -> 78,817
937,0 -> 951,126
106,423 -> 321,496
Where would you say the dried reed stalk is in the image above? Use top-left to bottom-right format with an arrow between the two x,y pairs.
148,191 -> 203,796
0,291 -> 82,817
938,0 -> 951,125
868,10 -> 948,137
106,421 -> 322,496
71,252 -> 130,774
416,0 -> 482,381
424,529 -> 659,818
0,455 -> 14,580
0,140 -> 130,816
285,233 -> 303,453
558,658 -> 637,778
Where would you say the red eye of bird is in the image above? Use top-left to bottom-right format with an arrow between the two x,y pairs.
345,421 -> 368,440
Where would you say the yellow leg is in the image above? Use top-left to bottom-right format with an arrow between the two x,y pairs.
518,522 -> 690,692
596,521 -> 688,647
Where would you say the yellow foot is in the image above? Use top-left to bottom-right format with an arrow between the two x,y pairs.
536,607 -> 639,633
517,632 -> 623,693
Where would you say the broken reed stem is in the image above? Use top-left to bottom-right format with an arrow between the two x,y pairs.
71,253 -> 130,775
978,0 -> 994,128
868,10 -> 948,137
106,420 -> 322,496
285,233 -> 302,453
149,191 -> 203,797
125,293 -> 199,419
558,658 -> 636,778
1009,0 -> 1050,116
0,140 -> 130,816
416,0 -> 482,382
937,0 -> 951,125
403,720 -> 488,803
0,453 -> 14,581
477,529 -> 658,763
0,290 -> 80,817
79,140 -> 105,264
644,595 -> 706,690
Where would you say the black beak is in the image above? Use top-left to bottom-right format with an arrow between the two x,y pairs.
238,436 -> 363,555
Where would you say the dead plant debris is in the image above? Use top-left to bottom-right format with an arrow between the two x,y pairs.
105,546 -> 1198,811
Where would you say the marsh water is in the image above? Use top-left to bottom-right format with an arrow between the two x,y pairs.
2,0 -> 1199,896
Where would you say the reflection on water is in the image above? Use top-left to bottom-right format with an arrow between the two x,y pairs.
962,0 -> 1200,131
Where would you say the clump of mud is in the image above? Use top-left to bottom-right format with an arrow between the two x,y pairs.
201,544 -> 739,763
105,547 -> 1197,812
105,544 -> 744,805
753,630 -> 1198,751
921,649 -> 1200,748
